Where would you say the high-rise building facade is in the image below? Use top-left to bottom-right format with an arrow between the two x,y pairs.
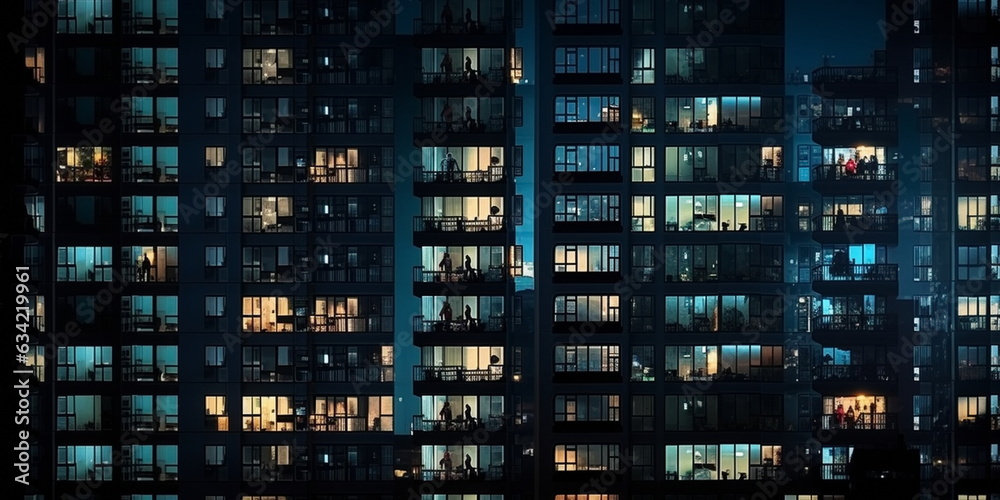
10,0 -> 999,499
532,1 -> 792,498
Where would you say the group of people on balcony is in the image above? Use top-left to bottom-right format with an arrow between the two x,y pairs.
439,1 -> 484,34
438,53 -> 480,83
438,401 -> 479,430
439,299 -> 476,331
820,154 -> 882,180
833,401 -> 880,430
439,102 -> 489,133
437,450 -> 478,480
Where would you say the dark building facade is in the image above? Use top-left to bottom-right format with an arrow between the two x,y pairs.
9,0 -> 999,499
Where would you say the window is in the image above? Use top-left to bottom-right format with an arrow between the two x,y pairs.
205,346 -> 225,383
242,196 -> 293,232
913,246 -> 933,281
664,146 -> 717,182
205,97 -> 226,118
242,445 -> 292,481
554,345 -> 620,373
913,394 -> 932,431
630,296 -> 654,333
631,346 -> 654,382
630,245 -> 657,282
631,48 -> 655,84
205,147 -> 226,167
554,194 -> 621,223
665,195 -> 783,232
914,196 -> 933,231
57,246 -> 113,281
913,48 -> 932,83
555,144 -> 620,173
57,446 -> 113,480
206,48 -> 225,68
632,395 -> 654,430
631,146 -> 655,182
206,196 -> 226,217
205,296 -> 225,317
631,196 -> 655,232
665,296 -> 782,333
554,295 -> 621,323
958,245 -> 989,280
205,246 -> 225,267
554,245 -> 620,273
57,346 -> 113,381
555,96 -> 621,123
55,146 -> 113,182
25,47 -> 45,83
554,444 -> 620,471
242,48 -> 293,84
554,47 -> 620,75
554,394 -> 620,422
630,97 -> 655,132
206,445 -> 225,466
958,195 -> 1000,230
665,444 -> 782,480
56,0 -> 113,33
550,0 -> 620,25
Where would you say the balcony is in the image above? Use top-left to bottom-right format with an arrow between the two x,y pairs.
957,165 -> 1000,182
957,365 -> 1000,381
665,117 -> 785,135
413,117 -> 506,143
811,214 -> 898,244
818,412 -> 898,432
812,116 -> 898,145
121,314 -> 178,333
413,166 -> 506,196
413,365 -> 505,394
810,264 -> 899,294
122,215 -> 179,233
663,366 -> 784,383
811,163 -> 898,193
956,316 -> 1000,331
411,414 -> 507,445
811,66 -> 898,95
411,315 -> 507,346
413,216 -> 508,246
414,68 -> 509,97
413,18 -> 507,37
811,314 -> 898,345
413,266 -> 508,296
812,366 -> 897,393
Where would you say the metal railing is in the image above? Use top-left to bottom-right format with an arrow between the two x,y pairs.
812,163 -> 897,181
411,414 -> 505,432
414,166 -> 505,183
412,315 -> 507,333
413,216 -> 506,233
414,117 -> 506,134
813,116 -> 898,133
413,365 -> 505,382
811,263 -> 898,282
814,365 -> 896,381
812,214 -> 898,232
811,313 -> 896,332
413,266 -> 506,284
811,66 -> 898,84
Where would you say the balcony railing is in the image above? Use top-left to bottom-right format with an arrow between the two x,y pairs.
414,117 -> 506,134
414,166 -> 505,184
811,264 -> 898,282
813,116 -> 898,133
811,66 -> 898,84
412,414 -> 505,432
663,366 -> 784,382
811,314 -> 896,332
413,216 -> 506,233
306,415 -> 382,432
417,465 -> 505,482
956,316 -> 1000,331
814,365 -> 895,382
122,314 -> 179,332
416,68 -> 508,86
812,214 -> 898,233
414,18 -> 506,35
413,365 -> 504,383
412,315 -> 507,333
665,117 -> 785,134
123,215 -> 179,232
413,266 -> 507,284
812,163 -> 898,181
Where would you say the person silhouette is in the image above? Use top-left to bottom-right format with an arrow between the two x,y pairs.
141,255 -> 152,282
440,1 -> 453,32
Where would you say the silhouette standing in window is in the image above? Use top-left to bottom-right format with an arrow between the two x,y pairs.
439,252 -> 453,281
442,152 -> 459,181
464,56 -> 475,81
439,301 -> 453,324
440,1 -> 454,32
440,102 -> 455,132
465,8 -> 474,33
440,52 -> 453,81
465,106 -> 475,132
